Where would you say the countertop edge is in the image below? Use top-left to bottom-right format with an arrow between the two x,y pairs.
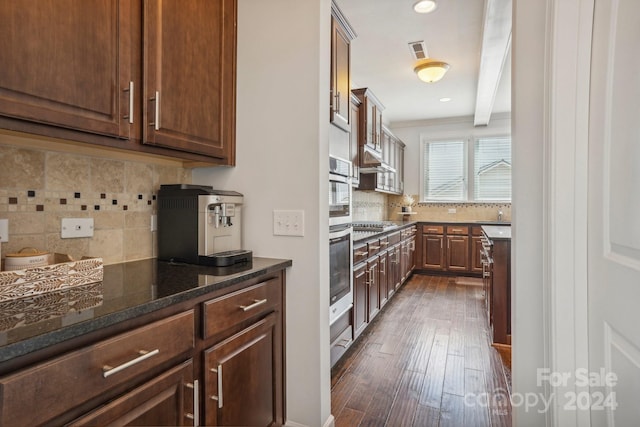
0,257 -> 292,364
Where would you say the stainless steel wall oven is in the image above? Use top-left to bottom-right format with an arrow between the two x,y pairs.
329,156 -> 352,226
329,156 -> 353,324
329,224 -> 352,324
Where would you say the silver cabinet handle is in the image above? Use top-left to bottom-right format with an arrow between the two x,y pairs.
185,380 -> 200,426
380,241 -> 389,246
102,349 -> 159,378
369,245 -> 381,250
210,365 -> 223,408
239,298 -> 267,312
354,250 -> 368,256
335,91 -> 341,114
149,90 -> 160,130
123,81 -> 134,124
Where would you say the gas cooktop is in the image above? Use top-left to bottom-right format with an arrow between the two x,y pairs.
351,221 -> 400,232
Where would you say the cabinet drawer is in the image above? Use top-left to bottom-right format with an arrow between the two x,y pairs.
0,310 -> 195,427
203,277 -> 280,339
367,239 -> 381,256
447,225 -> 469,235
423,225 -> 444,234
378,236 -> 390,250
353,242 -> 369,264
387,231 -> 401,245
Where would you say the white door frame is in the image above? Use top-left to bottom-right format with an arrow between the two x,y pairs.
545,0 -> 593,425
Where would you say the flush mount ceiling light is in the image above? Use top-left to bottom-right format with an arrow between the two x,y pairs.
413,0 -> 438,14
414,59 -> 450,83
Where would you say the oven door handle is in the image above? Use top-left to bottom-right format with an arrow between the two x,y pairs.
329,225 -> 352,239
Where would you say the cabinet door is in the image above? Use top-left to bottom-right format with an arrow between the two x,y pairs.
394,244 -> 403,290
0,0 -> 133,138
144,0 -> 236,162
471,236 -> 484,274
349,96 -> 361,186
379,251 -> 389,307
395,143 -> 405,193
447,235 -> 470,271
367,257 -> 380,321
386,246 -> 396,297
421,234 -> 445,270
68,361 -> 196,427
330,16 -> 350,132
408,236 -> 416,272
204,313 -> 281,427
353,262 -> 368,339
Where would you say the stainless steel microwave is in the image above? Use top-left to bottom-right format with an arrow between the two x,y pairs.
329,156 -> 352,226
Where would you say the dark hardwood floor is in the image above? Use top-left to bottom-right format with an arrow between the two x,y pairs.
331,274 -> 512,426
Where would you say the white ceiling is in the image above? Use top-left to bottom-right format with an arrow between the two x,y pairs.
335,0 -> 512,125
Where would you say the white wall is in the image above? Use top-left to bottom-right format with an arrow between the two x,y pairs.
512,0 -> 548,425
390,113 -> 511,196
192,1 -> 332,426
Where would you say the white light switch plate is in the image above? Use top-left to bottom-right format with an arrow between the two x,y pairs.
0,219 -> 8,242
61,218 -> 94,238
273,210 -> 305,237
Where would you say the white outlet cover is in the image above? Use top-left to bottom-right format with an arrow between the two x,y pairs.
61,218 -> 94,239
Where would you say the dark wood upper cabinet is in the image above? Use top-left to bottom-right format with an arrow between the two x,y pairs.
143,0 -> 236,163
0,0 -> 237,164
0,0 -> 134,139
349,94 -> 361,186
330,1 -> 355,132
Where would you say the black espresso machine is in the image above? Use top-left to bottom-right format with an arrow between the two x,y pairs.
157,184 -> 252,267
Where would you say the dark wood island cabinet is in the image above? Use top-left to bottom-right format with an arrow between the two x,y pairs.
0,258 -> 290,427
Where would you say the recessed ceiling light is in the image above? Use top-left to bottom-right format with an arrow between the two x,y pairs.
440,97 -> 452,102
413,0 -> 437,14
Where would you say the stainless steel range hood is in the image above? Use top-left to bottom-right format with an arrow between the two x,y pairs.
360,145 -> 395,174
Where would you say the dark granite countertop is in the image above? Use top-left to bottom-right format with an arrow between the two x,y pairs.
0,257 -> 291,364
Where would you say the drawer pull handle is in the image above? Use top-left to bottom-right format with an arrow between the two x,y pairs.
239,299 -> 267,312
354,251 -> 368,256
102,349 -> 160,378
380,241 -> 389,246
336,338 -> 351,348
184,379 -> 199,426
210,364 -> 224,408
369,245 -> 381,250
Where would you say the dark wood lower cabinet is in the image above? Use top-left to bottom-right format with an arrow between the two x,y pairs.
421,234 -> 445,270
353,262 -> 368,339
204,313 -> 279,427
0,268 -> 287,427
379,250 -> 389,308
68,361 -> 196,427
347,226 -> 416,354
367,256 -> 380,321
446,235 -> 470,271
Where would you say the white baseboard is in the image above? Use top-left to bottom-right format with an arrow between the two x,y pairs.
285,414 -> 335,427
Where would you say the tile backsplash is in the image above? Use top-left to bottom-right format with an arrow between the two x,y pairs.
388,194 -> 511,222
353,190 -> 388,222
0,141 -> 191,266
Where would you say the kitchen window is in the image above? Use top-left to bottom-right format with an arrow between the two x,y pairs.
421,135 -> 512,202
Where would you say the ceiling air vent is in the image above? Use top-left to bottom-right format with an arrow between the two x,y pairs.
408,40 -> 428,60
